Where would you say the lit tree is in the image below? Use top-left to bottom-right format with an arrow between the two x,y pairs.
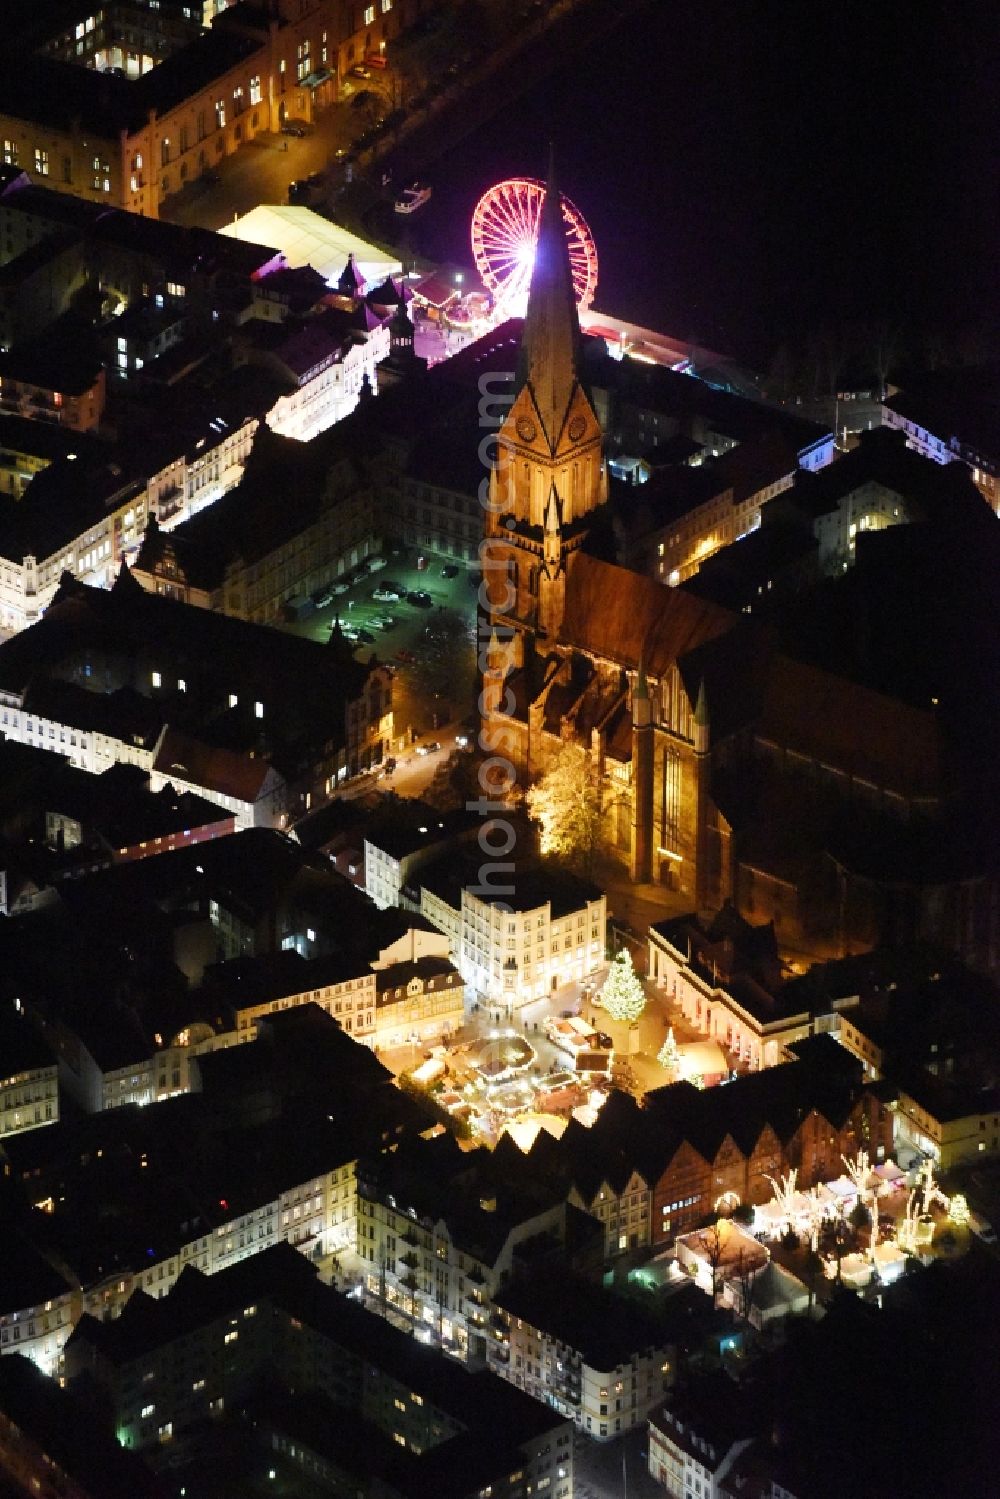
657,1026 -> 680,1075
600,949 -> 646,1026
525,740 -> 607,875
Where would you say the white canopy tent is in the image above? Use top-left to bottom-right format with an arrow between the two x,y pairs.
219,205 -> 403,289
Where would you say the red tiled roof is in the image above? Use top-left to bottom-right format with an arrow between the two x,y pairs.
561,552 -> 734,675
153,727 -> 276,805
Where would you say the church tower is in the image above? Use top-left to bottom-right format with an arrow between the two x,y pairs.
485,154 -> 607,661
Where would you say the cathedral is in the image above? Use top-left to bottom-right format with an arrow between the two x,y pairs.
478,165 -> 964,963
481,163 -> 735,907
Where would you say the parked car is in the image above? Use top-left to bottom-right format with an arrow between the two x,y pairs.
311,585 -> 334,608
357,627 -> 376,644
441,563 -> 460,578
280,121 -> 308,137
408,590 -> 433,608
395,648 -> 416,664
341,626 -> 360,642
416,740 -> 441,756
382,757 -> 397,776
366,555 -> 387,572
455,733 -> 470,748
331,578 -> 351,595
349,63 -> 372,79
372,586 -> 403,603
289,173 -> 324,204
594,1032 -> 614,1050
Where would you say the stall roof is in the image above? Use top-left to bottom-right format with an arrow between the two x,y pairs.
220,205 -> 401,289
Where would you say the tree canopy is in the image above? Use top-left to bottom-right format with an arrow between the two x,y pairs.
525,740 -> 607,875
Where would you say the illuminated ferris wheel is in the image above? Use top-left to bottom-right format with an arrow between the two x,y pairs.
470,177 -> 598,316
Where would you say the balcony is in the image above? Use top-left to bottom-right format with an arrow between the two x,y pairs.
466,1263 -> 486,1285
400,1227 -> 420,1247
398,1251 -> 419,1270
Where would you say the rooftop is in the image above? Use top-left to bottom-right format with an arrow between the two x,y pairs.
496,1266 -> 668,1370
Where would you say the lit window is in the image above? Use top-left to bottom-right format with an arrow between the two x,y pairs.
2,140 -> 18,165
141,1403 -> 155,1417
249,75 -> 262,105
224,1329 -> 238,1344
34,148 -> 50,176
215,100 -> 225,130
254,700 -> 263,718
178,678 -> 186,693
364,4 -> 375,23
228,693 -> 238,708
151,671 -> 161,688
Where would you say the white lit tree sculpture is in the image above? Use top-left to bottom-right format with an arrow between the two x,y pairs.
600,949 -> 647,1030
842,1150 -> 880,1251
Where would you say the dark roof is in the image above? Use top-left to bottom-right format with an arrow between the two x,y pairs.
375,955 -> 460,996
0,323 -> 103,395
360,1133 -> 562,1267
884,365 -> 1000,466
591,352 -> 831,454
0,26 -> 261,136
0,1004 -> 57,1079
496,1266 -> 668,1370
642,1043 -> 868,1158
0,412 -> 103,463
364,801 -> 480,861
0,1232 -> 74,1316
134,417 -> 381,589
0,1354 -> 163,1498
417,847 -> 601,917
786,424 -> 987,522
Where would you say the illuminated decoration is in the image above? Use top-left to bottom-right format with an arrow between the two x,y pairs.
841,1149 -> 880,1251
949,1192 -> 970,1227
657,1026 -> 680,1074
471,177 -> 598,316
599,948 -> 646,1026
897,1157 -> 951,1253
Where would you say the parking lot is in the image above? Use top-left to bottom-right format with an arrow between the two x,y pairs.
282,545 -> 478,739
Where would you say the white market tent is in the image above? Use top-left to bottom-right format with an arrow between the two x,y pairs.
219,205 -> 402,289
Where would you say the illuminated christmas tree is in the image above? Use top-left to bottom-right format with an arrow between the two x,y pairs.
600,949 -> 646,1025
657,1026 -> 680,1074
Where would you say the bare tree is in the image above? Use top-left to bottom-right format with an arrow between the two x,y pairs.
734,1248 -> 760,1325
703,1224 -> 725,1307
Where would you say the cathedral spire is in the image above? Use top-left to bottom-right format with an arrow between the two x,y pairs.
516,146 -> 581,449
